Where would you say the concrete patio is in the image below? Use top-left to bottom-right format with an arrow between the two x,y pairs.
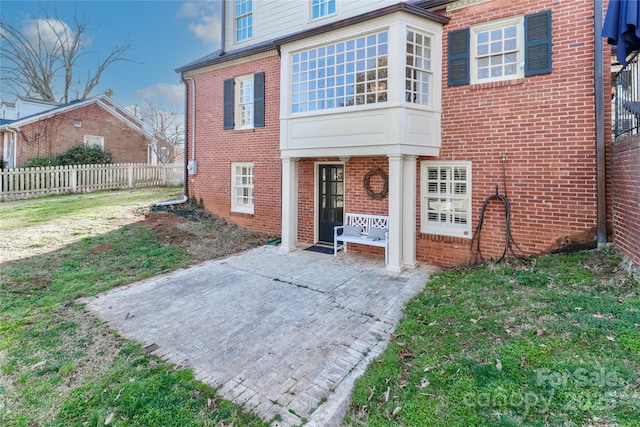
83,245 -> 437,426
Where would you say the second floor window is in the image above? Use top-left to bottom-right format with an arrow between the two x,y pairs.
312,0 -> 336,19
237,76 -> 254,128
291,31 -> 388,113
473,18 -> 521,82
235,0 -> 252,42
406,29 -> 432,105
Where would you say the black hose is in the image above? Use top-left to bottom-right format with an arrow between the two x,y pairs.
470,185 -> 526,265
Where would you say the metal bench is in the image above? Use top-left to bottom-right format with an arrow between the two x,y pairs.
334,213 -> 389,265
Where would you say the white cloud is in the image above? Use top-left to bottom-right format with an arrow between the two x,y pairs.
180,1 -> 222,47
135,83 -> 185,110
23,18 -> 88,51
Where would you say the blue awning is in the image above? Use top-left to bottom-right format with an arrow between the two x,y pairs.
602,0 -> 640,67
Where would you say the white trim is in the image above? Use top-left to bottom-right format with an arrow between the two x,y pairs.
310,0 -> 337,22
231,162 -> 254,214
446,0 -> 491,12
420,160 -> 472,239
235,74 -> 255,129
281,157 -> 299,252
470,15 -> 524,84
234,0 -> 253,43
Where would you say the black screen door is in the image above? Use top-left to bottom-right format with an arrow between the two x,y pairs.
318,164 -> 344,243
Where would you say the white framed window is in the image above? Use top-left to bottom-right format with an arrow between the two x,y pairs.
421,161 -> 472,238
236,75 -> 254,128
159,147 -> 169,163
84,135 -> 104,150
291,31 -> 388,113
231,162 -> 254,214
405,29 -> 432,105
471,16 -> 523,84
312,0 -> 336,19
235,0 -> 253,42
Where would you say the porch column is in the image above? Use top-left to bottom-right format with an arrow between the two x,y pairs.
280,156 -> 299,252
402,155 -> 418,269
387,154 -> 404,273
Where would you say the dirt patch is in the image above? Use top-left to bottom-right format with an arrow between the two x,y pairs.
146,202 -> 275,262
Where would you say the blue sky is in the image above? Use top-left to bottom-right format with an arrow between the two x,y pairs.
1,0 -> 223,111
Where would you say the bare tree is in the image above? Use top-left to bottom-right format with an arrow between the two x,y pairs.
136,100 -> 184,163
0,8 -> 132,103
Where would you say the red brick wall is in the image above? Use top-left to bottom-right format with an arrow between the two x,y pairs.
417,0 -> 610,266
183,1 -> 611,268
11,103 -> 151,165
611,135 -> 640,268
185,53 -> 282,236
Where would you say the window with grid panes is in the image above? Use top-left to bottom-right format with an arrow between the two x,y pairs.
405,29 -> 432,105
472,17 -> 523,83
235,0 -> 252,42
291,31 -> 388,113
237,76 -> 254,128
421,162 -> 472,238
312,0 -> 335,19
232,163 -> 254,213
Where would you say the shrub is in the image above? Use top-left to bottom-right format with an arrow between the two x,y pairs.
21,156 -> 58,168
55,145 -> 113,166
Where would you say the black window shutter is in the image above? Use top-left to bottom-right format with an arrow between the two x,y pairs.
223,78 -> 234,129
525,10 -> 552,76
448,28 -> 470,86
253,72 -> 265,128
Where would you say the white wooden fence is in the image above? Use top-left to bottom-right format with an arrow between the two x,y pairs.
0,163 -> 184,201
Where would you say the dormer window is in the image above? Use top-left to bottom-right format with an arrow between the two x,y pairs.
235,0 -> 253,42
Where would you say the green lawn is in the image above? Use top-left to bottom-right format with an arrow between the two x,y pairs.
343,249 -> 640,426
2,190 -> 638,426
0,189 -> 270,427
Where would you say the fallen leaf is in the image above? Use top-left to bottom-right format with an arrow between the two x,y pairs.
382,387 -> 390,403
416,378 -> 430,389
428,321 -> 438,326
606,335 -> 616,342
392,406 -> 402,417
496,359 -> 502,371
368,387 -> 375,402
470,318 -> 478,324
104,412 -> 114,425
630,379 -> 640,389
574,307 -> 583,311
455,332 -> 463,337
536,328 -> 546,336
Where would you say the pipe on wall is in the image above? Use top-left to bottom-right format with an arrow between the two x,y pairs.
594,0 -> 607,245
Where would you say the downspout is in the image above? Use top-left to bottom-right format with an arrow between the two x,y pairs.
221,0 -> 226,54
594,0 -> 607,245
157,76 -> 193,207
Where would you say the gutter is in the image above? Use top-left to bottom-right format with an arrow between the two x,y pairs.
594,0 -> 607,245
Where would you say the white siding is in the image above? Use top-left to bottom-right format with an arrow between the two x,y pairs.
225,0 -> 402,51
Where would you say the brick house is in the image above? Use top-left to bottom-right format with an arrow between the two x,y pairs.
177,0 -> 612,270
0,95 -> 169,169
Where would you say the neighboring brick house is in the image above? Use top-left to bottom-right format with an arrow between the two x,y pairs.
177,0 -> 612,270
0,95 -> 168,169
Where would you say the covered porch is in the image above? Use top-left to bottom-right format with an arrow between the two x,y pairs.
280,154 -> 421,273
